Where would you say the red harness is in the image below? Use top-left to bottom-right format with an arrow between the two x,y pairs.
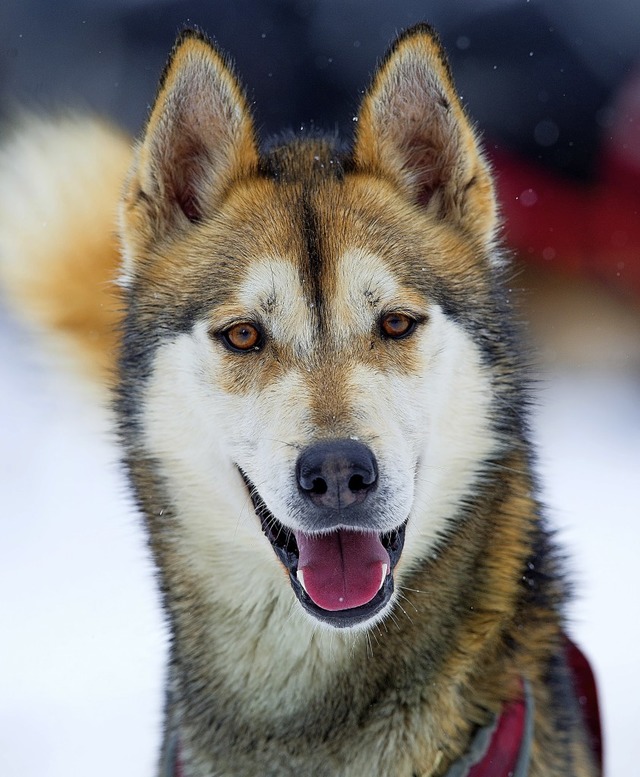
566,639 -> 603,769
466,682 -> 530,777
464,640 -> 602,777
170,639 -> 601,777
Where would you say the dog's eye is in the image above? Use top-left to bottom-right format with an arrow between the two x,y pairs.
221,322 -> 263,352
380,312 -> 416,340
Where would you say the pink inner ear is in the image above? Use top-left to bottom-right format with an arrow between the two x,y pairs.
175,183 -> 202,223
403,141 -> 443,208
166,143 -> 209,223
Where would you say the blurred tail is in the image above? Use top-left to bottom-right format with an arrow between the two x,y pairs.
0,116 -> 131,389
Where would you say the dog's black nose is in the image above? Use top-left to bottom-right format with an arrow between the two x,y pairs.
296,439 -> 378,509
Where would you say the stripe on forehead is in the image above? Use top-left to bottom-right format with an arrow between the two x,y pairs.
236,257 -> 315,353
300,189 -> 325,330
258,137 -> 348,334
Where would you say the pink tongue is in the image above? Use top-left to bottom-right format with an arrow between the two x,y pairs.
294,529 -> 390,611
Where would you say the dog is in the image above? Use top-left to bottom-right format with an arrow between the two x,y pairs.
0,23 -> 601,777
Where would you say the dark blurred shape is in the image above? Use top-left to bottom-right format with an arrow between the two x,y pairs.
1,1 -> 636,174
0,0 -> 638,305
494,64 -> 640,301
441,4 -> 620,181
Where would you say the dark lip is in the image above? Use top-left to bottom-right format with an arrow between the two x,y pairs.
238,467 -> 407,627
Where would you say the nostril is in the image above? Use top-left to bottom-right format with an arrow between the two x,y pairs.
348,474 -> 366,492
310,478 -> 328,495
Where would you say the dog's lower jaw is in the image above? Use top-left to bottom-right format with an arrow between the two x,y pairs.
290,565 -> 396,630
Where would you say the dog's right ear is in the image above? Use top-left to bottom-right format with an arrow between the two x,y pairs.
120,30 -> 257,268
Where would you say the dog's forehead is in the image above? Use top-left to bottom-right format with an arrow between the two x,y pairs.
220,166 -> 432,339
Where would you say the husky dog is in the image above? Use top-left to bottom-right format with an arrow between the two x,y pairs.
0,24 -> 600,777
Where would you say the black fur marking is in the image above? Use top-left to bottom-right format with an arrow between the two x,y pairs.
463,175 -> 478,195
135,188 -> 152,206
258,133 -> 348,183
437,93 -> 451,112
157,26 -> 221,97
301,191 -> 324,330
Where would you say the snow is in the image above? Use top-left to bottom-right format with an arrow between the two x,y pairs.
533,369 -> 640,776
0,310 -> 637,776
0,316 -> 166,777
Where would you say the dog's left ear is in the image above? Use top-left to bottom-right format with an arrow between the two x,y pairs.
354,24 -> 497,245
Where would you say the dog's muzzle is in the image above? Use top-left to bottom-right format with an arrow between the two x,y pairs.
240,439 -> 407,628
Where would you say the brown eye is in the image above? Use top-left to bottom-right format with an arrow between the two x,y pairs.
221,322 -> 263,352
380,312 -> 416,340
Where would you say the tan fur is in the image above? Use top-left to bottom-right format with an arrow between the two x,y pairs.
0,25 -> 599,777
0,117 -> 129,386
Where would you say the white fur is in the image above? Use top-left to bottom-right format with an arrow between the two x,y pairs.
402,305 -> 499,571
142,330 -> 368,706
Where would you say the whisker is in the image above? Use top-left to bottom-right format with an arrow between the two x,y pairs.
393,598 -> 414,625
396,590 -> 421,615
397,585 -> 427,595
364,632 -> 374,659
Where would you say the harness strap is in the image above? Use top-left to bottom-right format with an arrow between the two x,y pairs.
444,680 -> 534,777
565,638 -> 603,769
161,727 -> 183,777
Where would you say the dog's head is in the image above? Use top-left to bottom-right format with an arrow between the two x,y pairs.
118,26 -> 509,630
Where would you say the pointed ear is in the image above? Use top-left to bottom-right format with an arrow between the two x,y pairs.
353,24 -> 497,244
120,29 -> 258,256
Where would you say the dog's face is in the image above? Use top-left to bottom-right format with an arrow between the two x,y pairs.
119,27 -> 502,630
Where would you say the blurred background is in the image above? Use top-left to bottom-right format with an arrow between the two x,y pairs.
0,1 -> 638,775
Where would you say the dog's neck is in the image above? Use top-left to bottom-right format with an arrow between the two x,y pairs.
168,571 -> 370,715
164,681 -> 535,777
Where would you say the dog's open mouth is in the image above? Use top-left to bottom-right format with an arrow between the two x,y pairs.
240,469 -> 406,628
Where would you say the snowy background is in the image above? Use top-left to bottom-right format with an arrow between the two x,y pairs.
0,302 -> 638,776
